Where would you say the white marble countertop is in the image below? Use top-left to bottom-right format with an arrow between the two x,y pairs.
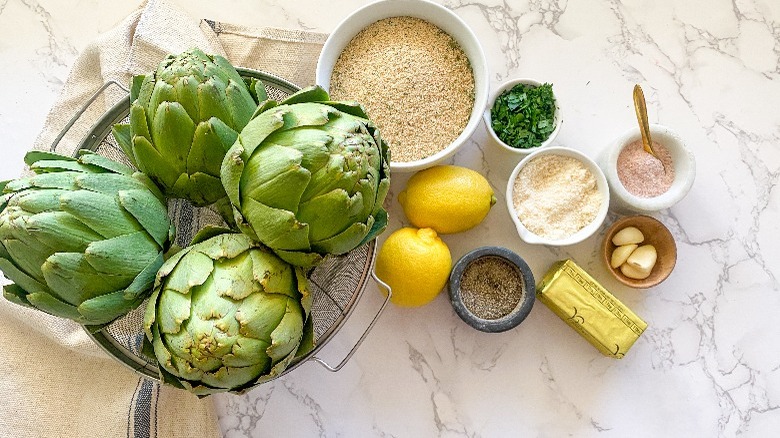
2,0 -> 779,436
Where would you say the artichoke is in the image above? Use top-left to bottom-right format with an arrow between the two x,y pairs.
0,150 -> 174,326
112,48 -> 263,207
221,86 -> 390,267
144,230 -> 312,396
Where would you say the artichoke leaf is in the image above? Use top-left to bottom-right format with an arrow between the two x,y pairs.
25,210 -> 103,252
14,188 -> 67,213
155,246 -> 191,281
249,98 -> 278,120
225,80 -> 257,129
130,74 -> 146,102
60,190 -> 136,239
313,220 -> 370,256
267,300 -> 305,362
186,173 -> 226,208
31,158 -> 97,175
235,292 -> 288,341
174,75 -> 201,124
3,283 -> 34,308
77,289 -> 141,325
358,209 -> 388,247
0,258 -> 49,296
241,144 -> 309,212
151,101 -> 196,171
143,288 -> 161,340
295,315 -> 315,359
197,233 -> 252,261
220,142 -> 246,208
188,121 -> 232,178
190,225 -> 233,246
298,188 -> 364,242
274,250 -> 323,269
119,188 -> 171,246
278,103 -> 332,130
26,290 -> 85,322
235,110 -> 285,157
200,362 -> 268,391
295,267 -> 312,317
220,336 -> 271,369
197,78 -> 232,124
157,287 -> 193,335
208,117 -> 241,153
3,232 -> 56,282
262,127 -> 331,171
24,150 -> 77,167
124,252 -> 163,300
240,197 -> 310,251
249,249 -> 297,298
279,86 -> 329,105
162,250 -> 213,294
320,100 -> 370,119
77,150 -> 135,175
132,173 -> 166,202
210,251 -> 258,301
41,252 -> 125,305
84,231 -> 160,279
147,80 -> 178,131
129,103 -> 152,145
132,136 -> 178,188
75,172 -> 148,195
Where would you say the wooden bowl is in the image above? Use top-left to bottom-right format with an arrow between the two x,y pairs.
602,215 -> 677,288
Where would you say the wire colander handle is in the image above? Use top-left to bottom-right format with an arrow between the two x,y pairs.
310,270 -> 392,372
49,80 -> 129,152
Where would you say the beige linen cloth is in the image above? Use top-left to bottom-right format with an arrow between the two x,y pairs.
0,0 -> 326,436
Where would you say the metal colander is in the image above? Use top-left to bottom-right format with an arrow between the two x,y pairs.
54,69 -> 390,383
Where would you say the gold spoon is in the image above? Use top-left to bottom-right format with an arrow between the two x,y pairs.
633,84 -> 656,158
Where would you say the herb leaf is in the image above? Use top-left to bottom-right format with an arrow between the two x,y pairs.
490,83 -> 556,149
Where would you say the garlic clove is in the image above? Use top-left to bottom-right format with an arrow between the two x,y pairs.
621,262 -> 651,280
626,244 -> 657,272
612,226 -> 644,246
611,244 -> 638,268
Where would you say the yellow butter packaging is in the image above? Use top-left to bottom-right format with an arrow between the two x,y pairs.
536,259 -> 647,358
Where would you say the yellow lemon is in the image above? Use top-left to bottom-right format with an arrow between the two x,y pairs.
375,227 -> 451,307
398,165 -> 496,234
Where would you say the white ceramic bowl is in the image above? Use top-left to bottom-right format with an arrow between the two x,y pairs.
484,78 -> 562,156
599,124 -> 695,213
315,0 -> 489,173
506,147 -> 609,246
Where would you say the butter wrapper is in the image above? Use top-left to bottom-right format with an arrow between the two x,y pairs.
536,259 -> 647,358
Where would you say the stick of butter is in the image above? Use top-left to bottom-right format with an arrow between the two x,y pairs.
536,259 -> 647,359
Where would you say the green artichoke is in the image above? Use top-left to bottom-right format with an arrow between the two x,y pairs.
221,86 -> 390,267
144,230 -> 312,396
0,150 -> 174,326
112,48 -> 263,207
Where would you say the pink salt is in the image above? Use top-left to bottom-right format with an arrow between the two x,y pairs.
617,140 -> 675,198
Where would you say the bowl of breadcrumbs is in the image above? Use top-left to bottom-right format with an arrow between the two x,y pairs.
316,0 -> 489,172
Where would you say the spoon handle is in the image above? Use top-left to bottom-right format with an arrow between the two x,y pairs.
633,85 -> 656,157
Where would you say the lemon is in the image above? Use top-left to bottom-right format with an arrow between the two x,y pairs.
398,165 -> 496,234
375,227 -> 451,307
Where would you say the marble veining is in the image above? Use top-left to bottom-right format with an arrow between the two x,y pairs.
1,0 -> 779,436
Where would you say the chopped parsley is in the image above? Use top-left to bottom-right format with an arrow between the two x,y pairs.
490,82 -> 557,149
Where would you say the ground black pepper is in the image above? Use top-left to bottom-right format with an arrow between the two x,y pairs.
459,256 -> 524,320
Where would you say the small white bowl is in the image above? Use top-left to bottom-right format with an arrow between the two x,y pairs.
506,147 -> 609,246
599,124 -> 695,213
315,0 -> 489,173
484,78 -> 562,156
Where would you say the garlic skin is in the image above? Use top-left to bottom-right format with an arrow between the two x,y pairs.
612,226 -> 644,246
621,262 -> 651,280
626,245 -> 657,272
611,244 -> 638,268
